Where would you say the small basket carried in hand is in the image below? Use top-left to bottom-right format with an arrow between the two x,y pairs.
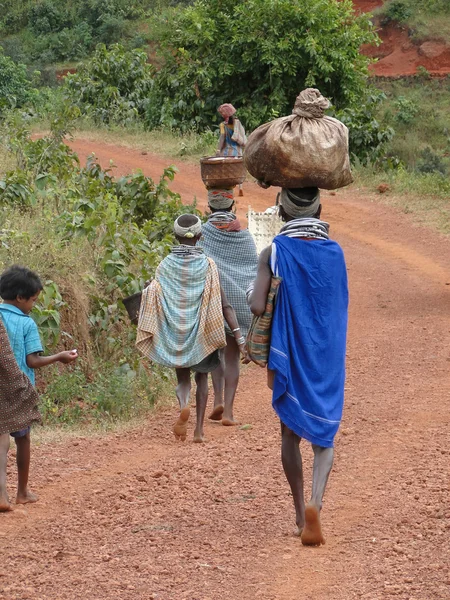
122,292 -> 142,326
200,156 -> 246,189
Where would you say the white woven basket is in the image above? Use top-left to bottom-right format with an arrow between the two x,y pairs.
247,206 -> 283,254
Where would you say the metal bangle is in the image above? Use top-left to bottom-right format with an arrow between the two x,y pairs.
236,336 -> 245,346
232,327 -> 241,333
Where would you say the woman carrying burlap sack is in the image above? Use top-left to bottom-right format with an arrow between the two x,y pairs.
244,88 -> 353,190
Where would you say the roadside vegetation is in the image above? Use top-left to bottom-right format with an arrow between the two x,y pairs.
1,0 -> 449,430
0,107 -> 199,428
375,0 -> 450,42
0,0 -> 158,68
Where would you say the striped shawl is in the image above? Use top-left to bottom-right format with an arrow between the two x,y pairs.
136,253 -> 225,368
200,221 -> 258,337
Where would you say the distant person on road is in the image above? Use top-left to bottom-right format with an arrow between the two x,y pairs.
216,103 -> 247,196
136,215 -> 245,443
248,188 -> 348,545
199,189 -> 258,426
0,266 -> 78,508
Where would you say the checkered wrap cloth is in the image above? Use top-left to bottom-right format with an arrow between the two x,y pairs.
136,253 -> 226,368
0,320 -> 40,435
200,221 -> 258,337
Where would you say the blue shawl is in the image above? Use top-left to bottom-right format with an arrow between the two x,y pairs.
269,235 -> 348,447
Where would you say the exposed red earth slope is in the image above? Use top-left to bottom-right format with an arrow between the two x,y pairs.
2,138 -> 450,600
353,0 -> 450,76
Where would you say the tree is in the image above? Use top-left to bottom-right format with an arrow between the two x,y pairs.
64,44 -> 154,124
0,49 -> 38,111
146,0 -> 379,131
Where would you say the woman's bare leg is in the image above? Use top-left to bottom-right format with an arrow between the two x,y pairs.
0,434 -> 11,511
222,336 -> 240,425
193,372 -> 209,443
173,368 -> 191,441
301,444 -> 334,546
281,424 -> 305,534
209,353 -> 224,420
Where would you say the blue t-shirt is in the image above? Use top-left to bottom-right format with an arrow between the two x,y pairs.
0,304 -> 43,385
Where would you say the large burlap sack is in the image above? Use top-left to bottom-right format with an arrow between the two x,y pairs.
244,88 -> 353,190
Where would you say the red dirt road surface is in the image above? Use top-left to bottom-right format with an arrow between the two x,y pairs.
2,140 -> 450,600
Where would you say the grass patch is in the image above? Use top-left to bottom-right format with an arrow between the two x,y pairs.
0,146 -> 15,176
375,0 -> 450,43
353,165 -> 450,235
375,78 -> 450,172
40,362 -> 174,428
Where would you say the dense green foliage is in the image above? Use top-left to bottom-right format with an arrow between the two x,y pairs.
0,109 -> 198,425
0,48 -> 38,110
0,0 -> 152,66
146,0 -> 379,131
65,44 -> 154,124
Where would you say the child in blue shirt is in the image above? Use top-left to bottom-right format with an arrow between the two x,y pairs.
0,265 -> 77,507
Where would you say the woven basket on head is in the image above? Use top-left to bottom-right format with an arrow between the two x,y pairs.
200,156 -> 246,189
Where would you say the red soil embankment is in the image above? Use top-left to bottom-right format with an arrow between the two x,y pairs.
353,0 -> 450,77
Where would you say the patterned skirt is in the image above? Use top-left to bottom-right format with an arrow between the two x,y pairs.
0,321 -> 41,435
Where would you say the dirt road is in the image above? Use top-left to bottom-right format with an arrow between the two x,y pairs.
2,140 -> 450,600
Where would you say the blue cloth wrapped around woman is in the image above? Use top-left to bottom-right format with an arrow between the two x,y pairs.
269,235 -> 348,447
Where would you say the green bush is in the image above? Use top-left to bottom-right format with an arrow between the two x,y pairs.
64,44 -> 154,124
146,0 -> 378,132
0,37 -> 27,64
96,15 -> 130,44
382,0 -> 412,24
335,90 -> 395,165
29,0 -> 68,35
0,0 -> 151,66
416,147 -> 447,175
0,3 -> 29,34
0,49 -> 38,110
40,362 -> 169,426
393,96 -> 419,125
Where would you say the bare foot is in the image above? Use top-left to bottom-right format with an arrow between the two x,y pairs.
16,490 -> 38,504
222,417 -> 239,426
0,495 -> 12,512
173,407 -> 190,441
193,431 -> 205,443
16,490 -> 38,505
293,526 -> 303,537
301,504 -> 325,546
208,405 -> 224,421
238,189 -> 244,197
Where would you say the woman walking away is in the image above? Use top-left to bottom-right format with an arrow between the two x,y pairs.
200,189 -> 258,425
216,103 -> 247,196
248,187 -> 348,545
0,320 -> 41,511
136,214 -> 245,443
